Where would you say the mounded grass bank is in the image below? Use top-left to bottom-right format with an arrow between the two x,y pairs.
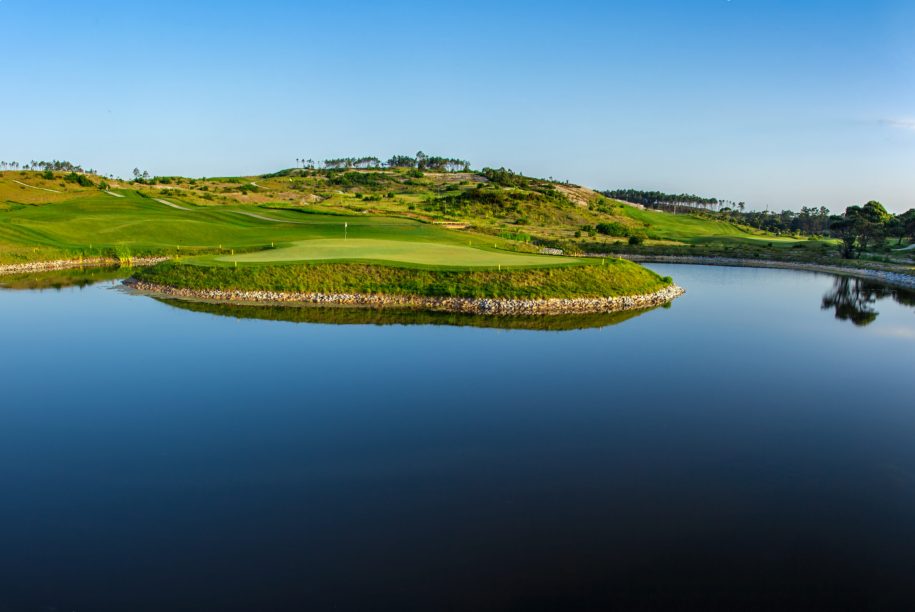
135,259 -> 672,300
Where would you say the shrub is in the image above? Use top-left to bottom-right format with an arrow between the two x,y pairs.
596,222 -> 629,237
42,170 -> 54,180
628,235 -> 644,245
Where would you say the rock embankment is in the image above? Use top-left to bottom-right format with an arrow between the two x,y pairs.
125,279 -> 686,315
601,255 -> 915,290
0,257 -> 167,277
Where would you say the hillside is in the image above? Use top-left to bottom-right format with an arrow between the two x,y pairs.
0,166 -> 822,267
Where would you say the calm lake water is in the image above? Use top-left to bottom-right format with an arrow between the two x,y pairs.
1,264 -> 914,611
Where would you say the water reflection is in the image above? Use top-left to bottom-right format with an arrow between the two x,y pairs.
0,266 -> 128,290
821,276 -> 915,326
158,298 -> 659,331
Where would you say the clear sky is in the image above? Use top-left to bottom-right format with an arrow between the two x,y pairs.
1,0 -> 913,212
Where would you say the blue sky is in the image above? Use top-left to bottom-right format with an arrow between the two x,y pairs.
1,0 -> 913,212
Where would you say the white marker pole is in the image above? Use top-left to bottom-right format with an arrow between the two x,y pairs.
344,222 -> 348,241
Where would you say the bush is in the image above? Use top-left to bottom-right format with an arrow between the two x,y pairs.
42,170 -> 54,180
63,172 -> 94,187
596,222 -> 629,237
628,235 -> 644,245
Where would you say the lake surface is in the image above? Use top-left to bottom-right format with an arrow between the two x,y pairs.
1,264 -> 914,611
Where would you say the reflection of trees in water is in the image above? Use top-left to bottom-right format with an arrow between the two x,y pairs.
821,276 -> 915,326
158,298 -> 659,332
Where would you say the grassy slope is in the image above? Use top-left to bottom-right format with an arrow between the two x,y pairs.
135,259 -> 670,299
619,206 -> 793,244
2,167 -> 861,272
1,168 -> 809,260
0,179 -> 559,267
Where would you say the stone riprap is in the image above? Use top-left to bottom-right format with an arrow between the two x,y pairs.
0,257 -> 168,276
125,279 -> 686,315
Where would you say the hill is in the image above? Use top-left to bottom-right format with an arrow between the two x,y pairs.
1,166 -> 812,265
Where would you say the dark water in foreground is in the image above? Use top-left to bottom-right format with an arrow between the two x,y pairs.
1,264 -> 914,611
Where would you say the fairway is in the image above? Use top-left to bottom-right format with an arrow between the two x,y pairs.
217,238 -> 576,268
0,188 -> 546,265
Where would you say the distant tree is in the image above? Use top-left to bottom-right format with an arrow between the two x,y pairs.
386,155 -> 417,168
892,209 -> 915,245
830,201 -> 892,258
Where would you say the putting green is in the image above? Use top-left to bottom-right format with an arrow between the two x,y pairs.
215,239 -> 576,268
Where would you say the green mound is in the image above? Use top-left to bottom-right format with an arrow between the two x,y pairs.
135,259 -> 671,300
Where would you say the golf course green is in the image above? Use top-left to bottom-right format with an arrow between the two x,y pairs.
215,238 -> 575,267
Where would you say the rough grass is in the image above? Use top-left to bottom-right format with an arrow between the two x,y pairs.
136,259 -> 671,299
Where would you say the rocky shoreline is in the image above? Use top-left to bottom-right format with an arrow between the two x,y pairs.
0,257 -> 168,277
599,255 -> 915,290
124,279 -> 686,315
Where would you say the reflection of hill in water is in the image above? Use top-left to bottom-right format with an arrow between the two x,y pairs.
821,277 -> 915,326
159,298 -> 660,332
0,267 -> 128,291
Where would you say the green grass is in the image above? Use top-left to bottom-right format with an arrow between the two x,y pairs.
215,238 -> 575,268
1,169 -> 828,266
0,187 -> 537,265
136,259 -> 671,299
618,205 -> 802,246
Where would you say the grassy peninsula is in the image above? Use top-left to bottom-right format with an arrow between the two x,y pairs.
135,259 -> 671,300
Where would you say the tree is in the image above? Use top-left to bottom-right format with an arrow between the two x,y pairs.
830,201 -> 892,258
895,209 -> 915,245
830,208 -> 863,258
